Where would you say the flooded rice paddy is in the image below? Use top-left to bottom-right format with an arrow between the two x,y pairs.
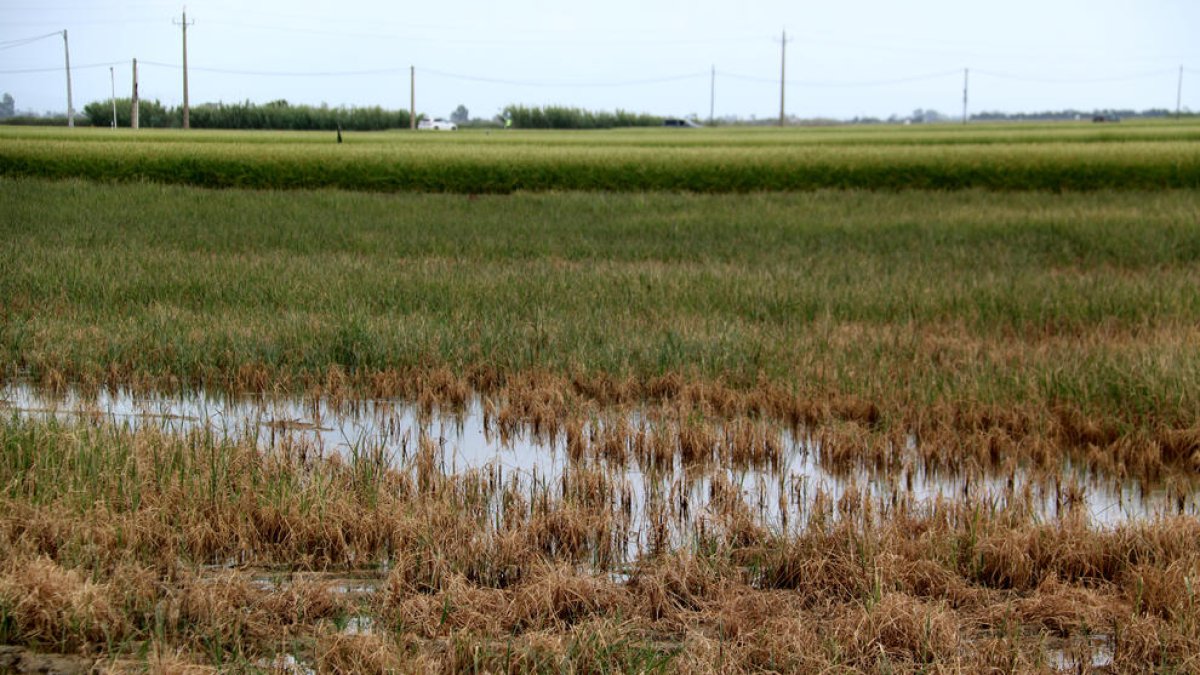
1,382 -> 1195,673
3,382 -> 1194,533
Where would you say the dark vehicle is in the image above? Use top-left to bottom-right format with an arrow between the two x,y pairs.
663,118 -> 702,128
1092,115 -> 1121,123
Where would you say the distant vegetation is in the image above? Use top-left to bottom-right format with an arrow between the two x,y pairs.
837,108 -> 1192,126
970,107 -> 1187,122
82,98 -> 174,128
2,89 -> 1188,129
77,98 -> 413,131
502,105 -> 662,129
188,100 -> 413,131
0,115 -> 90,127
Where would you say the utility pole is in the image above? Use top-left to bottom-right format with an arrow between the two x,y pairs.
174,9 -> 194,129
110,66 -> 117,128
962,68 -> 969,125
62,30 -> 74,128
410,66 -> 416,130
131,59 -> 140,129
1178,65 -> 1184,120
778,30 -> 792,127
709,65 -> 715,124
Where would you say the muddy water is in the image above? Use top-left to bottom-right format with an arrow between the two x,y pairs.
1,382 -> 1196,535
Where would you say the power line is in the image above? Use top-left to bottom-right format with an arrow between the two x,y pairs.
0,30 -> 64,50
0,3 -> 166,11
0,60 -> 121,74
12,58 -> 1191,90
133,61 -> 710,86
139,60 -> 409,77
973,68 -> 1177,84
200,18 -> 766,47
1,18 -> 162,27
720,69 -> 962,88
419,68 -> 708,88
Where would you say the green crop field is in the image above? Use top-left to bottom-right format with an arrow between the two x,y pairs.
3,121 -> 1200,671
3,120 -> 1200,192
4,177 -> 1199,454
3,121 -> 1200,447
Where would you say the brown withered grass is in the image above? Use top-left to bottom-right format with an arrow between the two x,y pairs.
2,415 -> 1199,672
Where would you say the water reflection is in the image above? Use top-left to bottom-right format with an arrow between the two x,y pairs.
2,382 -> 1196,538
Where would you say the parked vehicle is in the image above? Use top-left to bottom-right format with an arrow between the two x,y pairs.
418,118 -> 458,131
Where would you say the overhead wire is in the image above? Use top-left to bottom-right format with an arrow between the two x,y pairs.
137,59 -> 407,77
132,61 -> 709,86
0,60 -> 122,74
719,69 -> 962,88
2,20 -> 1190,106
9,58 -> 1191,92
419,68 -> 709,88
972,68 -> 1177,84
0,30 -> 62,50
203,19 -> 767,47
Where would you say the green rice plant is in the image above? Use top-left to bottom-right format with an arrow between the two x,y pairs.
5,179 -> 1200,431
2,121 -> 1199,192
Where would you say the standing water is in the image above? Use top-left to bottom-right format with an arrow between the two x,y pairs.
1,382 -> 1195,538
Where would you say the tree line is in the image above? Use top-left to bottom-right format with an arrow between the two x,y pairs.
501,105 -> 662,129
79,98 -> 414,130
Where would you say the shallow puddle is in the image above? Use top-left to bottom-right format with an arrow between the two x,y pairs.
2,382 -> 1196,540
256,653 -> 316,675
1046,633 -> 1114,672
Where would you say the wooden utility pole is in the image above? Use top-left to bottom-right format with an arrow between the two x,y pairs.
410,66 -> 416,130
110,66 -> 117,128
131,59 -> 140,129
1178,65 -> 1185,119
175,10 -> 194,129
778,30 -> 792,126
709,65 -> 715,124
62,30 -> 74,127
962,68 -> 969,125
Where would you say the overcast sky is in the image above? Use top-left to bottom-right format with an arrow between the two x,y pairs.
2,0 -> 1197,121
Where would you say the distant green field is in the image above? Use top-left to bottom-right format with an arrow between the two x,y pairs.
2,120 -> 1199,192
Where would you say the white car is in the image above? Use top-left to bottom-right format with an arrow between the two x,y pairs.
418,118 -> 458,131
